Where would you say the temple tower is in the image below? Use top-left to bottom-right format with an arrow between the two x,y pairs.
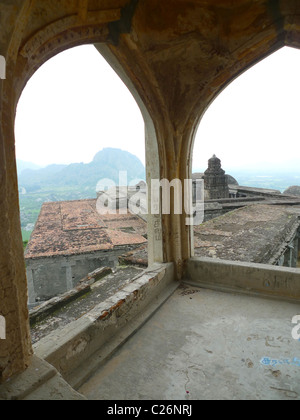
204,155 -> 229,200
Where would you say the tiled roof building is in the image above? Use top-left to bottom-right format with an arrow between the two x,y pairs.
25,199 -> 147,305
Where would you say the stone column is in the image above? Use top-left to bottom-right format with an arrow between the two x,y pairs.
0,130 -> 32,382
94,43 -> 164,267
0,69 -> 32,382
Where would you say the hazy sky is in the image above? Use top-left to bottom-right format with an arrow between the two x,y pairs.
15,44 -> 300,173
194,46 -> 300,173
15,45 -> 145,166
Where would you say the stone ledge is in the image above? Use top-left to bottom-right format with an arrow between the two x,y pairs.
79,266 -> 112,286
0,356 -> 85,400
29,267 -> 112,326
33,263 -> 177,389
185,257 -> 300,302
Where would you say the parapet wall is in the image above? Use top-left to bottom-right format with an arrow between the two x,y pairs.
185,257 -> 300,302
26,246 -> 140,305
34,263 -> 177,389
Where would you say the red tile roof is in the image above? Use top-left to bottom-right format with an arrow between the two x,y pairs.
25,199 -> 147,259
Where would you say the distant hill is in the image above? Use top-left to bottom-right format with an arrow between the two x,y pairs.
18,148 -> 145,191
17,160 -> 42,174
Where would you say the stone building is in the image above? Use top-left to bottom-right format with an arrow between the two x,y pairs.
204,155 -> 229,200
25,200 -> 147,305
1,0 -> 300,401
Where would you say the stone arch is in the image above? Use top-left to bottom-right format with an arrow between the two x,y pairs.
185,23 -> 300,258
11,11 -> 163,266
0,3 -> 163,382
187,12 -> 300,185
10,9 -> 164,259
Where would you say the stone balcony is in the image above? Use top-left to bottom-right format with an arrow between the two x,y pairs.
2,258 -> 299,400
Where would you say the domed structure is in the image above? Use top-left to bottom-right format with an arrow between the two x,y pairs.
226,174 -> 239,186
192,172 -> 238,186
283,186 -> 300,196
204,155 -> 229,200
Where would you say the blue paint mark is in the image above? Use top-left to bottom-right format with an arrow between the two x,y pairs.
261,357 -> 300,367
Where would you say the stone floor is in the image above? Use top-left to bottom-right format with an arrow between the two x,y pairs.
78,285 -> 300,400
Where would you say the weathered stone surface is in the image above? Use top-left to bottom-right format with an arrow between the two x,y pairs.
0,355 -> 85,400
33,264 -> 176,388
79,267 -> 113,285
30,266 -> 144,345
29,283 -> 92,327
194,204 -> 300,265
192,170 -> 238,202
204,155 -> 229,200
186,257 -> 300,302
119,244 -> 148,267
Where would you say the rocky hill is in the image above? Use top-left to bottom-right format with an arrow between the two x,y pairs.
18,148 -> 145,192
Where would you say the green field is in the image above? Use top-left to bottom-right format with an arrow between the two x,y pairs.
22,230 -> 32,242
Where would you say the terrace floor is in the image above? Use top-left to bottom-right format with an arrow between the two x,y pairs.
78,285 -> 300,401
